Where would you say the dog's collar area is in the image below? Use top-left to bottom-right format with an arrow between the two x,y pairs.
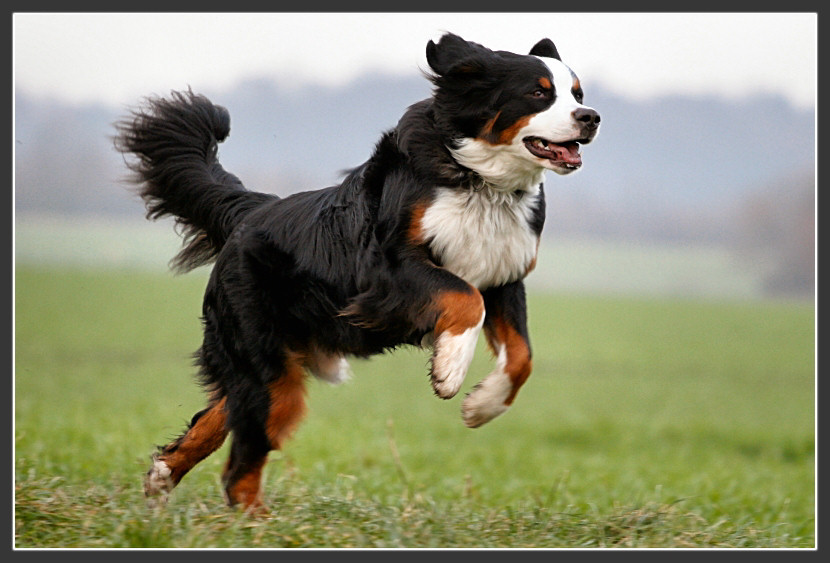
463,173 -> 534,201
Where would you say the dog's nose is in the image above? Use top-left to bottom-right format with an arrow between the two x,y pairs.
573,107 -> 600,129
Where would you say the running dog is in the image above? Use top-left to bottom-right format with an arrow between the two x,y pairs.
116,32 -> 600,511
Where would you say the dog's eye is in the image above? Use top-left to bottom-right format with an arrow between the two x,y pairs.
573,88 -> 584,103
531,89 -> 548,99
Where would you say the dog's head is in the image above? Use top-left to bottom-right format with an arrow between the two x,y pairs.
426,33 -> 600,188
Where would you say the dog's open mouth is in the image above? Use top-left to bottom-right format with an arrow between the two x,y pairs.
523,137 -> 582,169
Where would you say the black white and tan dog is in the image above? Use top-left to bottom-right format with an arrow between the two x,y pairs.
116,32 -> 600,512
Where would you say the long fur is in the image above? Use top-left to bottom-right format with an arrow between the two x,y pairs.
116,90 -> 274,272
115,33 -> 599,511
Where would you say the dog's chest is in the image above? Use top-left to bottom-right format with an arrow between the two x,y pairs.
419,187 -> 541,289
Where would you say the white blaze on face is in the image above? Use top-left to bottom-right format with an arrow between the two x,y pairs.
524,56 -> 589,146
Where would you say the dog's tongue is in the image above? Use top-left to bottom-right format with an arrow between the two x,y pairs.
524,137 -> 583,167
552,142 -> 582,165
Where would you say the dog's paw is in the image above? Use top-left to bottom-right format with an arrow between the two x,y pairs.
461,371 -> 512,428
430,324 -> 481,399
308,353 -> 352,385
144,454 -> 174,498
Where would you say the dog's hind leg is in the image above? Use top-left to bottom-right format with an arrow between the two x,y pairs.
221,357 -> 308,513
144,394 -> 229,501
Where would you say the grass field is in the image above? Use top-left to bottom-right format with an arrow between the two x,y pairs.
14,265 -> 815,548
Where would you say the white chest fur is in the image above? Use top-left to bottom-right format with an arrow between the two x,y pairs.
420,186 -> 541,289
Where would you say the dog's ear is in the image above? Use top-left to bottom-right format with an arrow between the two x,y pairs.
427,33 -> 485,76
529,38 -> 560,60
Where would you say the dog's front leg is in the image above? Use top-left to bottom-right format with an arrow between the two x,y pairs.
462,281 -> 533,428
344,250 -> 486,399
429,287 -> 486,399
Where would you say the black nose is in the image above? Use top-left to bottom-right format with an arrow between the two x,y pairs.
573,107 -> 600,129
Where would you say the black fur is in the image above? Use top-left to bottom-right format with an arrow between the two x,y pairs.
115,33 -> 595,508
426,34 -> 561,142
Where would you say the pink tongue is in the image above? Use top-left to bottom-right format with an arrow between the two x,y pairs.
552,142 -> 581,165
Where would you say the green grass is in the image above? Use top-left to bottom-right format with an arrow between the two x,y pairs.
14,265 -> 815,548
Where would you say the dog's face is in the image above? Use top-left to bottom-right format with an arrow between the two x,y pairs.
427,33 -> 600,185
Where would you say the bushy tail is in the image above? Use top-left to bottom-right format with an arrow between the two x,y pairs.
115,89 -> 274,272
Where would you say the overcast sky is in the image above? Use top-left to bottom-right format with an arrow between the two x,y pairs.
13,12 -> 817,109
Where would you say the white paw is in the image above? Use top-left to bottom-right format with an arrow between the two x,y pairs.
461,368 -> 512,428
308,353 -> 352,385
430,316 -> 484,399
144,455 -> 173,497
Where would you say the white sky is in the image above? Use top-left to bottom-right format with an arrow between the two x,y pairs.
13,12 -> 817,109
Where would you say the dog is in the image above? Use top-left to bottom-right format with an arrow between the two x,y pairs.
116,32 -> 600,512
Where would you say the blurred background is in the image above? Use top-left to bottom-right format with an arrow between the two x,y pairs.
13,13 -> 816,301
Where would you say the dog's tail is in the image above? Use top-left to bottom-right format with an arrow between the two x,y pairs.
115,89 -> 274,273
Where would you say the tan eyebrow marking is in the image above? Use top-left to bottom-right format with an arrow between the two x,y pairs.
539,76 -> 552,89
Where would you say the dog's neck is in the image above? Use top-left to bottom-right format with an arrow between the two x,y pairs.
395,100 -> 544,194
450,139 -> 546,194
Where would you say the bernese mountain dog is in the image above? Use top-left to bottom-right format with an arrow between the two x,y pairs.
116,32 -> 600,512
